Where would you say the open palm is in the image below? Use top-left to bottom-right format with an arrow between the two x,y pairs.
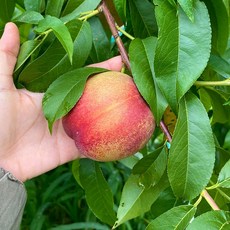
0,23 -> 122,182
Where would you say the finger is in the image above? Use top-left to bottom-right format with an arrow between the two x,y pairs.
0,22 -> 20,89
89,55 -> 123,71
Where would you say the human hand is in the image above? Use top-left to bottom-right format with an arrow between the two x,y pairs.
0,22 -> 123,182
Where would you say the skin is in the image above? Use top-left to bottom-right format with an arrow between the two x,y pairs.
0,22 -> 123,182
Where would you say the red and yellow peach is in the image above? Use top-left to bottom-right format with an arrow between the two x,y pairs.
62,71 -> 155,161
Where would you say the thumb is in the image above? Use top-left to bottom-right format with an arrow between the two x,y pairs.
0,22 -> 20,90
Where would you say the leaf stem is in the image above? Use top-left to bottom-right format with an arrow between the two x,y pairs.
115,24 -> 135,40
78,9 -> 101,21
195,79 -> 230,87
193,193 -> 203,207
206,183 -> 219,190
206,181 -> 230,202
160,121 -> 172,142
34,29 -> 50,41
201,189 -> 220,210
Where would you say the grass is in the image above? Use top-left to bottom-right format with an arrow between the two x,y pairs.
21,161 -> 150,230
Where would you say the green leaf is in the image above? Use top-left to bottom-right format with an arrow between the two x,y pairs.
187,210 -> 230,229
166,0 -> 177,6
24,0 -> 45,12
19,37 -> 66,91
13,11 -> 44,24
72,160 -> 83,188
89,17 -> 112,63
45,0 -> 65,17
113,0 -> 126,23
150,187 -> 178,218
61,0 -> 101,23
61,0 -> 84,17
198,88 -> 230,124
129,37 -> 168,124
79,159 -> 116,226
15,40 -> 41,72
35,15 -> 73,63
132,147 -> 168,188
42,67 -> 106,132
178,0 -> 194,21
19,20 -> 92,91
168,92 -> 215,200
203,0 -> 229,55
154,0 -> 211,111
128,0 -> 157,38
113,172 -> 169,228
217,159 -> 230,188
146,205 -> 197,230
42,172 -> 72,203
119,155 -> 140,170
223,130 -> 230,150
208,54 -> 230,79
0,0 -> 15,22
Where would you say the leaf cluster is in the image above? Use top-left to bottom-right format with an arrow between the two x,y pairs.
1,0 -> 230,229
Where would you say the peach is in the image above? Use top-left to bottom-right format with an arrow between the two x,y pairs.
62,71 -> 155,161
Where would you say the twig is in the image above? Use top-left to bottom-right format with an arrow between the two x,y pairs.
99,1 -> 131,71
160,121 -> 172,142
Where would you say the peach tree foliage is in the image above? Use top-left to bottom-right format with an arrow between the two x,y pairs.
1,0 -> 230,229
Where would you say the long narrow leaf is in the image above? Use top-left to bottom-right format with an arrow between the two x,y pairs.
114,172 -> 169,228
19,20 -> 92,91
168,92 -> 215,200
79,159 -> 116,226
0,0 -> 15,22
42,67 -> 106,132
129,37 -> 167,123
153,0 -> 211,111
35,15 -> 73,63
